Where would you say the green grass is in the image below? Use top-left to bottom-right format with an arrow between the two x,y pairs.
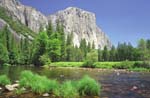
94,62 -> 120,69
50,61 -> 149,72
19,70 -> 101,97
0,75 -> 11,86
77,75 -> 101,96
60,81 -> 79,98
19,70 -> 59,94
51,62 -> 83,67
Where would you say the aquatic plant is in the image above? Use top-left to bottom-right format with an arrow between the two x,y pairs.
0,75 -> 11,86
19,70 -> 59,94
77,75 -> 101,96
19,70 -> 34,87
19,70 -> 101,97
60,81 -> 79,98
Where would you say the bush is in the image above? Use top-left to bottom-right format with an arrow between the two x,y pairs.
77,75 -> 100,96
60,81 -> 79,98
82,50 -> 98,68
0,75 -> 11,86
39,54 -> 51,66
113,61 -> 134,69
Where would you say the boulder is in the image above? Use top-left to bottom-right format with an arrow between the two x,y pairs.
43,93 -> 49,97
5,85 -> 16,91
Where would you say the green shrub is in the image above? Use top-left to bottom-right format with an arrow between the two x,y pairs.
77,75 -> 100,96
82,50 -> 98,68
60,81 -> 79,98
0,75 -> 11,86
113,61 -> 134,69
39,54 -> 51,66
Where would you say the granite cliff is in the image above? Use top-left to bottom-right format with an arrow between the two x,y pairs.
0,0 -> 111,49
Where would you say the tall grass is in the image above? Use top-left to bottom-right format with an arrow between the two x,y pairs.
77,75 -> 101,96
19,70 -> 101,97
0,75 -> 11,86
19,70 -> 59,94
60,81 -> 79,98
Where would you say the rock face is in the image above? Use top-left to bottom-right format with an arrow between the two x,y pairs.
0,0 -> 111,49
0,18 -> 25,41
0,0 -> 48,33
48,7 -> 111,49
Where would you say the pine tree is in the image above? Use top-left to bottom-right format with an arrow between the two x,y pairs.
92,41 -> 95,49
98,49 -> 102,61
47,21 -> 53,38
80,39 -> 87,58
109,45 -> 116,61
102,46 -> 109,61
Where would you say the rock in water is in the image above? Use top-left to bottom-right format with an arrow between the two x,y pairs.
5,85 -> 15,91
43,93 -> 49,97
48,7 -> 111,49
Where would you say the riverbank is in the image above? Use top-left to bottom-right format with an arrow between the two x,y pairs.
0,66 -> 150,98
47,61 -> 150,72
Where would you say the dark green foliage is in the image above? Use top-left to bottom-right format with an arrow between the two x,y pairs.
66,33 -> 74,61
39,54 -> 51,65
47,21 -> 53,37
102,46 -> 109,61
32,32 -> 48,66
0,75 -> 11,86
0,43 -> 9,64
47,38 -> 61,62
98,49 -> 102,61
109,45 -> 116,61
77,75 -> 100,96
80,39 -> 88,58
92,41 -> 95,49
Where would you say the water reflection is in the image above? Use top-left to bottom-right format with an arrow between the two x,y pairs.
0,66 -> 150,98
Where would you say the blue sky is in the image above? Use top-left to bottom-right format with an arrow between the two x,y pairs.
20,0 -> 150,47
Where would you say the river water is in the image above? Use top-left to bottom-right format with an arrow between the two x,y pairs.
0,66 -> 150,98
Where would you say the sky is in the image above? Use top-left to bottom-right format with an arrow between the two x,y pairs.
20,0 -> 150,47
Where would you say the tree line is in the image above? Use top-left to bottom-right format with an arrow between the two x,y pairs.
98,40 -> 150,62
0,22 -> 150,66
